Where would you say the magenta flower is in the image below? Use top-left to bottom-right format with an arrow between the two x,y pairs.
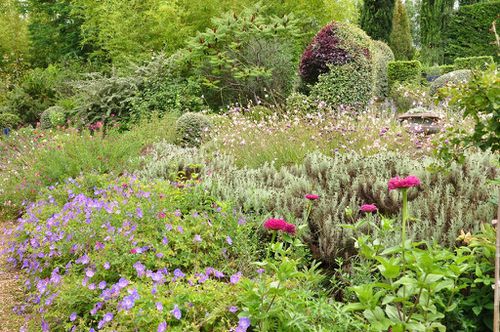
388,176 -> 421,191
263,218 -> 296,235
305,194 -> 319,200
360,204 -> 378,213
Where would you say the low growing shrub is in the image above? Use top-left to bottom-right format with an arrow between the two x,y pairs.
40,106 -> 66,129
175,112 -> 212,147
389,82 -> 432,112
141,148 -> 497,265
387,60 -> 422,86
0,112 -> 21,129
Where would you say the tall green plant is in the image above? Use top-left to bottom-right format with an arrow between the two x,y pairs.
420,0 -> 454,64
360,0 -> 395,42
389,0 -> 414,60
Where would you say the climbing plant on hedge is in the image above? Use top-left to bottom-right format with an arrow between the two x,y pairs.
444,2 -> 500,63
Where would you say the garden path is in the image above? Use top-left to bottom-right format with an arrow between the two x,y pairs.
0,221 -> 23,332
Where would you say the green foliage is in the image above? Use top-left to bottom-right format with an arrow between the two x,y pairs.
187,4 -> 302,108
0,0 -> 29,96
360,0 -> 395,42
441,66 -> 499,154
239,241 -> 366,331
344,215 -> 490,331
372,41 -> 395,98
0,64 -> 79,126
453,56 -> 495,71
23,0 -> 91,67
387,60 -> 422,85
429,69 -> 472,95
72,74 -> 140,131
420,0 -> 454,64
389,0 -> 414,61
0,112 -> 21,129
176,112 -> 212,147
131,52 -> 203,116
444,1 -> 500,63
310,62 -> 374,109
40,106 -> 66,129
389,82 -> 432,112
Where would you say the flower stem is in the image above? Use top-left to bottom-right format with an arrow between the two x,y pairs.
266,231 -> 277,261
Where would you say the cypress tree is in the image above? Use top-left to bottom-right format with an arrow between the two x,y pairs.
360,0 -> 396,42
389,0 -> 414,60
420,0 -> 454,64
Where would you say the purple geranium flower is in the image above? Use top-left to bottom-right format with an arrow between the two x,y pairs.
171,304 -> 182,320
157,321 -> 167,332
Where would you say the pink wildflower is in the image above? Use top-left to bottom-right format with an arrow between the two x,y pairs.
360,204 -> 378,213
388,176 -> 421,191
305,194 -> 319,200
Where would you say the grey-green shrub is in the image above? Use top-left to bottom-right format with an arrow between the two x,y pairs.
137,141 -> 203,180
0,112 -> 21,129
430,69 -> 472,95
175,112 -> 212,147
40,106 -> 65,129
389,82 -> 432,112
139,147 -> 497,265
372,40 -> 395,98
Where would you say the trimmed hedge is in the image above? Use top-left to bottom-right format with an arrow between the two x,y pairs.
444,1 -> 500,63
387,60 -> 422,85
453,56 -> 495,70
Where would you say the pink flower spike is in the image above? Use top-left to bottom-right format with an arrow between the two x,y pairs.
360,204 -> 378,213
388,176 -> 421,191
305,194 -> 319,201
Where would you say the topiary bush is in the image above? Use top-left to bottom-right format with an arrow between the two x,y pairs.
0,112 -> 21,129
40,105 -> 66,129
310,63 -> 374,109
299,21 -> 373,86
300,21 -> 375,108
372,40 -> 395,98
430,69 -> 473,95
453,56 -> 494,71
175,112 -> 212,147
444,1 -> 500,63
387,60 -> 422,86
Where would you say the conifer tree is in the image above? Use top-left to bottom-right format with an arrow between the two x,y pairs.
420,0 -> 454,64
389,0 -> 414,60
360,0 -> 395,42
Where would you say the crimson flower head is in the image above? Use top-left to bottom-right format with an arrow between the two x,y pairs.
360,204 -> 378,213
305,194 -> 319,201
263,218 -> 296,235
130,248 -> 138,254
388,176 -> 421,191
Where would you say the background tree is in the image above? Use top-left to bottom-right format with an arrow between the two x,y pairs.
420,0 -> 454,65
389,0 -> 414,60
23,0 -> 92,67
360,0 -> 396,42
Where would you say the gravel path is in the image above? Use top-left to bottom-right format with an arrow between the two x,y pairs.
0,222 -> 23,332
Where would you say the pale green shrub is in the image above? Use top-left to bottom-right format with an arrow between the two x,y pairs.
430,69 -> 473,96
175,112 -> 212,147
